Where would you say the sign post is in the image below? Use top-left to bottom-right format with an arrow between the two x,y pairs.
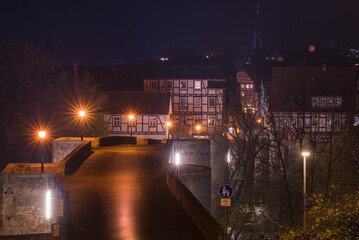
219,184 -> 233,240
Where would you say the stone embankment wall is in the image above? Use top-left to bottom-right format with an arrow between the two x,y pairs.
0,174 -> 55,236
169,139 -> 210,167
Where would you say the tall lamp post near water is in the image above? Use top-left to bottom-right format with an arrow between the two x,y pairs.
302,151 -> 310,233
38,131 -> 46,173
79,110 -> 86,140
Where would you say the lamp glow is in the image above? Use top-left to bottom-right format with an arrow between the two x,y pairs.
38,131 -> 46,139
175,152 -> 181,165
227,150 -> 231,163
195,125 -> 201,131
302,152 -> 310,157
79,110 -> 85,117
45,190 -> 51,219
166,121 -> 172,127
129,114 -> 134,120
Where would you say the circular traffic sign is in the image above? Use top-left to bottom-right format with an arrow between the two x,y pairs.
219,184 -> 233,199
52,185 -> 66,199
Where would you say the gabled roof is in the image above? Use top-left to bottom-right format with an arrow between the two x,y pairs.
104,91 -> 171,115
270,67 -> 356,112
143,65 -> 226,80
61,65 -> 144,91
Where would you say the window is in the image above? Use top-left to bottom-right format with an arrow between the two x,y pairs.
320,98 -> 327,107
180,80 -> 187,89
241,84 -> 245,89
194,81 -> 201,89
194,97 -> 201,107
208,115 -> 216,127
328,98 -> 334,106
327,119 -> 332,127
334,118 -> 340,127
194,115 -> 201,124
249,84 -> 253,89
113,116 -> 121,126
335,98 -> 342,107
312,117 -> 318,126
166,80 -> 173,89
208,97 -> 215,107
180,97 -> 187,108
246,84 -> 250,89
312,97 -> 319,107
149,116 -> 157,127
241,92 -> 245,97
151,80 -> 157,89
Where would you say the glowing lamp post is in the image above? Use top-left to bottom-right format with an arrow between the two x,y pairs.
79,110 -> 86,140
166,121 -> 172,139
128,114 -> 134,138
38,131 -> 46,173
302,151 -> 310,233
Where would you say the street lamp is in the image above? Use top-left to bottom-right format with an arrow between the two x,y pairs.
301,151 -> 310,233
128,114 -> 134,137
38,131 -> 46,173
166,121 -> 172,139
79,110 -> 85,140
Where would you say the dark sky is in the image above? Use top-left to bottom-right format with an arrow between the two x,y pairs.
1,0 -> 358,64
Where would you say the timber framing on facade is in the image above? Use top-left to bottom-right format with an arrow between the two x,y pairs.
143,65 -> 228,134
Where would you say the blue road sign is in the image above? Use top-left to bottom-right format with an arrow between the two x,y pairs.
219,184 -> 233,199
52,185 -> 66,199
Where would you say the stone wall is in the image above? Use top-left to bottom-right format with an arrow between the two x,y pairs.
52,137 -> 99,163
179,166 -> 211,212
0,174 -> 55,236
169,139 -> 210,167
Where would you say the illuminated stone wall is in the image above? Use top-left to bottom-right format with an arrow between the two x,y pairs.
0,174 -> 55,236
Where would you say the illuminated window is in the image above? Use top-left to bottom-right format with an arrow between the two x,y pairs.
194,81 -> 201,89
241,92 -> 245,97
151,80 -> 158,89
194,97 -> 201,107
249,84 -> 254,89
327,98 -> 334,106
327,119 -> 332,127
241,84 -> 245,89
166,80 -> 173,89
180,80 -> 187,89
246,84 -> 250,88
149,116 -> 157,126
113,116 -> 121,126
312,116 -> 318,126
208,115 -> 216,127
208,97 -> 215,107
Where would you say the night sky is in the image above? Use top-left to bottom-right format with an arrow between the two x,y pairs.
1,0 -> 358,64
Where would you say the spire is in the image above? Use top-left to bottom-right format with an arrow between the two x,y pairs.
252,1 -> 263,51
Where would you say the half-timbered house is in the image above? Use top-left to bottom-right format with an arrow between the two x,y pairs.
143,65 -> 228,134
104,92 -> 172,140
269,66 -> 356,141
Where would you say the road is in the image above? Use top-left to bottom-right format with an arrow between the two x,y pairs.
62,145 -> 205,240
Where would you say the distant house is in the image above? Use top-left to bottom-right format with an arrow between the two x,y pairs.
103,92 -> 172,140
143,65 -> 228,134
270,67 -> 356,136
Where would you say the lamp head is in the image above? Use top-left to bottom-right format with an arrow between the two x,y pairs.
195,125 -> 201,131
302,152 -> 310,157
166,121 -> 172,127
129,114 -> 134,120
38,131 -> 46,139
79,110 -> 85,117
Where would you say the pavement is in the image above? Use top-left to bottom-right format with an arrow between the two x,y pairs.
62,145 -> 205,240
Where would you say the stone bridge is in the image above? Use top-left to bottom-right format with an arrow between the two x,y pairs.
0,137 -> 225,240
